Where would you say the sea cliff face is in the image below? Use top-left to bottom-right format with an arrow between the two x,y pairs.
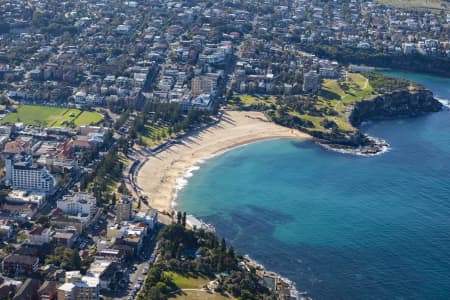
349,88 -> 442,126
318,86 -> 443,154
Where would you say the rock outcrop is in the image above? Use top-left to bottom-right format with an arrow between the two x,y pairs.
349,87 -> 442,126
318,86 -> 442,154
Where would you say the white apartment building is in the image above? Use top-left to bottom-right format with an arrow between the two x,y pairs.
57,192 -> 96,218
57,271 -> 99,300
5,155 -> 56,195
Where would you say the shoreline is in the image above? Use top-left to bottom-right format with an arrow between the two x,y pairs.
171,135 -> 304,208
136,110 -> 311,213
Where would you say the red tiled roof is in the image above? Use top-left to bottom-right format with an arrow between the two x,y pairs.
29,226 -> 44,235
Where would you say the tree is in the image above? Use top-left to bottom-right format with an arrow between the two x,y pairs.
111,193 -> 116,206
176,211 -> 182,224
3,244 -> 15,254
36,215 -> 51,228
220,238 -> 227,253
182,212 -> 187,227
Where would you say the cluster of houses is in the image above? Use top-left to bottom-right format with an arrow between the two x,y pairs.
290,0 -> 450,56
0,0 -> 246,113
0,189 -> 157,300
233,38 -> 342,95
0,124 -> 108,221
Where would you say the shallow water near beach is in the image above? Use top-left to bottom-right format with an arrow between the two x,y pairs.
178,72 -> 450,299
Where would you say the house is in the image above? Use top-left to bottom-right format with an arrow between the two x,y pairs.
12,278 -> 40,300
191,94 -> 213,110
2,254 -> 39,275
52,230 -> 78,248
74,91 -> 86,104
95,249 -> 124,263
1,202 -> 38,219
133,209 -> 158,230
0,223 -> 13,241
37,281 -> 57,300
29,226 -> 52,245
6,190 -> 46,207
0,280 -> 22,299
88,259 -> 119,290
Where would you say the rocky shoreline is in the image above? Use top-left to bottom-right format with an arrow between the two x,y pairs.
318,135 -> 389,156
315,86 -> 442,155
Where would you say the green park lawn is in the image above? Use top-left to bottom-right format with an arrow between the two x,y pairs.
171,290 -> 233,300
227,94 -> 277,109
2,105 -> 103,127
166,272 -> 233,300
165,272 -> 210,289
297,72 -> 376,133
140,124 -> 170,147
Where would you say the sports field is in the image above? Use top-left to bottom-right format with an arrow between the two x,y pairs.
1,105 -> 103,127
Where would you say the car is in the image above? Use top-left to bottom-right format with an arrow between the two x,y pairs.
142,267 -> 148,275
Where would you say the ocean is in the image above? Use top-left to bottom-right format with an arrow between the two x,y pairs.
177,71 -> 450,300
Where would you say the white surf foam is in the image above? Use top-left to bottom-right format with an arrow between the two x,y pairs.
436,97 -> 450,109
171,165 -> 202,208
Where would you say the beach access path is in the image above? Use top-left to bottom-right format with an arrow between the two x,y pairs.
136,110 -> 311,213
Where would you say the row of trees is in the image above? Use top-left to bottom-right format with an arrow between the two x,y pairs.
80,146 -> 124,204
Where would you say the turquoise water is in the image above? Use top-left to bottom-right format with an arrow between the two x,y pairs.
178,72 -> 450,299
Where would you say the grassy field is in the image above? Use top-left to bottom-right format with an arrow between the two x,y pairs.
296,72 -> 376,133
140,124 -> 170,147
171,290 -> 233,300
1,105 -> 103,127
74,111 -> 104,127
227,94 -> 277,109
320,72 -> 375,105
376,0 -> 449,11
166,272 -> 233,300
165,272 -> 210,289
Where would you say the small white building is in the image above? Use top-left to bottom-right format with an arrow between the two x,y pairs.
6,190 -> 45,207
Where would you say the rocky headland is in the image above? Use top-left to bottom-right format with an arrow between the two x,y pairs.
316,85 -> 443,155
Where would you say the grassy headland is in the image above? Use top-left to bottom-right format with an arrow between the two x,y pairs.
230,72 -> 411,137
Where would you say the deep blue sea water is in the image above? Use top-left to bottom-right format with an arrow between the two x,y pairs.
178,71 -> 450,300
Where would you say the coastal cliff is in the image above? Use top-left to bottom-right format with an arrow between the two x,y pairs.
317,86 -> 443,154
349,87 -> 442,126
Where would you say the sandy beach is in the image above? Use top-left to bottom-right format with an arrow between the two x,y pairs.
136,110 -> 311,212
